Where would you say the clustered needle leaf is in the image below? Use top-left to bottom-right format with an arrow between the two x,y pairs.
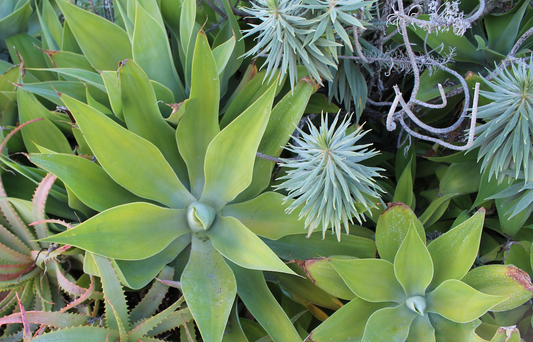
276,113 -> 384,241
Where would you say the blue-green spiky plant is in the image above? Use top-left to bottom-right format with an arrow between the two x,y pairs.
276,114 -> 384,241
471,58 -> 533,184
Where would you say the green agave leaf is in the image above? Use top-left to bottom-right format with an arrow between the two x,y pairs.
101,70 -> 124,120
179,0 -> 199,89
132,3 -> 185,100
394,223 -> 434,298
462,265 -> 533,312
41,0 -> 62,48
375,203 -> 425,263
393,160 -> 415,209
298,257 -> 357,300
61,21 -> 82,53
119,59 -> 188,185
7,33 -> 56,81
56,0 -> 132,71
31,327 -> 119,342
406,315 -> 435,342
439,162 -> 482,196
420,193 -> 459,227
212,35 -> 236,75
208,215 -> 294,275
222,303 -> 248,342
201,80 -> 277,210
0,0 -> 32,51
29,153 -> 143,212
17,88 -> 72,154
263,232 -> 376,260
28,67 -> 104,91
426,279 -> 507,323
471,167 -> 513,210
92,254 -> 130,332
40,202 -> 188,260
38,3 -> 59,51
181,234 -> 236,342
115,234 -> 191,290
60,94 -> 195,209
17,81 -> 87,105
221,192 -> 306,240
176,31 -> 220,197
427,209 -> 485,291
485,0 -> 529,54
229,263 -> 302,342
361,304 -> 417,342
330,258 -> 405,303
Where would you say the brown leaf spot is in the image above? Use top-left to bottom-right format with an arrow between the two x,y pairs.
508,266 -> 533,292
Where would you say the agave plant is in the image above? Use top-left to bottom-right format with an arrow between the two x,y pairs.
303,203 -> 533,341
27,26 -> 320,341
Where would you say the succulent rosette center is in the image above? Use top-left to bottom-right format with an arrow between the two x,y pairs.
187,201 -> 216,232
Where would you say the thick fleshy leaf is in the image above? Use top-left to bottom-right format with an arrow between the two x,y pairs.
376,203 -> 426,263
176,31 -> 220,197
0,0 -> 32,51
307,298 -> 393,342
56,0 -> 132,71
394,223 -> 434,298
426,279 -> 507,323
128,296 -> 184,341
207,215 -> 294,275
212,35 -> 236,75
361,304 -> 417,342
181,234 -> 236,342
201,81 -> 277,210
406,315 -> 436,342
101,70 -> 124,120
393,160 -> 415,209
129,266 -> 174,323
29,153 -> 143,212
132,3 -> 185,100
439,162 -> 482,195
427,209 -> 485,291
462,265 -> 533,312
60,94 -> 195,209
330,258 -> 405,303
229,263 -> 302,342
119,59 -> 188,185
429,314 -> 484,342
40,202 -> 188,260
31,327 -> 119,342
297,256 -> 356,300
221,192 -> 306,240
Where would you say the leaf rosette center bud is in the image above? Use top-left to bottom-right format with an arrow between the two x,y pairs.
406,295 -> 426,315
187,202 -> 216,232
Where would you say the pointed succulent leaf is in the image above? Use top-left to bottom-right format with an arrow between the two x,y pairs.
40,203 -> 188,260
201,81 -> 277,210
361,304 -> 417,342
29,153 -> 143,212
212,35 -> 236,75
394,223 -> 434,298
426,279 -> 507,323
60,94 -> 195,209
119,59 -> 188,184
55,0 -> 132,71
31,173 -> 56,247
330,258 -> 405,303
181,234 -> 236,342
462,265 -> 533,312
427,209 -> 485,291
207,215 -> 295,275
129,296 -> 184,341
130,266 -> 174,323
393,160 -> 415,209
31,327 -> 119,342
376,203 -> 425,263
146,307 -> 194,337
221,192 -> 306,240
406,315 -> 436,342
176,31 -> 220,197
101,70 -> 124,120
229,263 -> 302,342
297,257 -> 356,300
0,310 -> 88,328
307,298 -> 393,342
132,3 -> 185,100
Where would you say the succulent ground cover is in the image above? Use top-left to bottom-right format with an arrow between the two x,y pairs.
1,0 -> 533,341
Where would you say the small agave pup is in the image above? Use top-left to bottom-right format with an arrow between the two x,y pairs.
277,114 -> 384,241
30,31 -> 318,342
305,204 -> 533,342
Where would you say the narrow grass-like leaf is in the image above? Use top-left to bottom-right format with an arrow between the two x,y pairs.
40,203 -> 188,260
207,215 -> 295,275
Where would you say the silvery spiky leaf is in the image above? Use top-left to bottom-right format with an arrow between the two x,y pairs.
276,114 -> 384,241
240,0 -> 372,88
470,58 -> 533,184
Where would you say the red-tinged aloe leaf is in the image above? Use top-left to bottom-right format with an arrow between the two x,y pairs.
0,224 -> 32,258
0,239 -> 32,264
361,304 -> 417,342
40,203 -> 188,260
0,118 -> 43,154
306,298 -> 393,342
146,308 -> 194,337
181,234 -> 236,342
59,275 -> 98,313
0,310 -> 88,327
55,0 -> 131,71
200,81 -> 277,211
92,255 -> 130,333
31,327 -> 119,341
129,296 -> 185,341
221,192 -> 306,240
427,209 -> 485,291
228,263 -> 302,342
0,291 -> 16,314
130,266 -> 175,323
31,173 -> 56,248
207,215 -> 295,275
60,93 -> 195,209
49,259 -> 102,300
0,263 -> 34,281
105,297 -> 127,342
118,59 -> 188,185
156,278 -> 181,289
14,293 -> 31,341
176,31 -> 220,198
